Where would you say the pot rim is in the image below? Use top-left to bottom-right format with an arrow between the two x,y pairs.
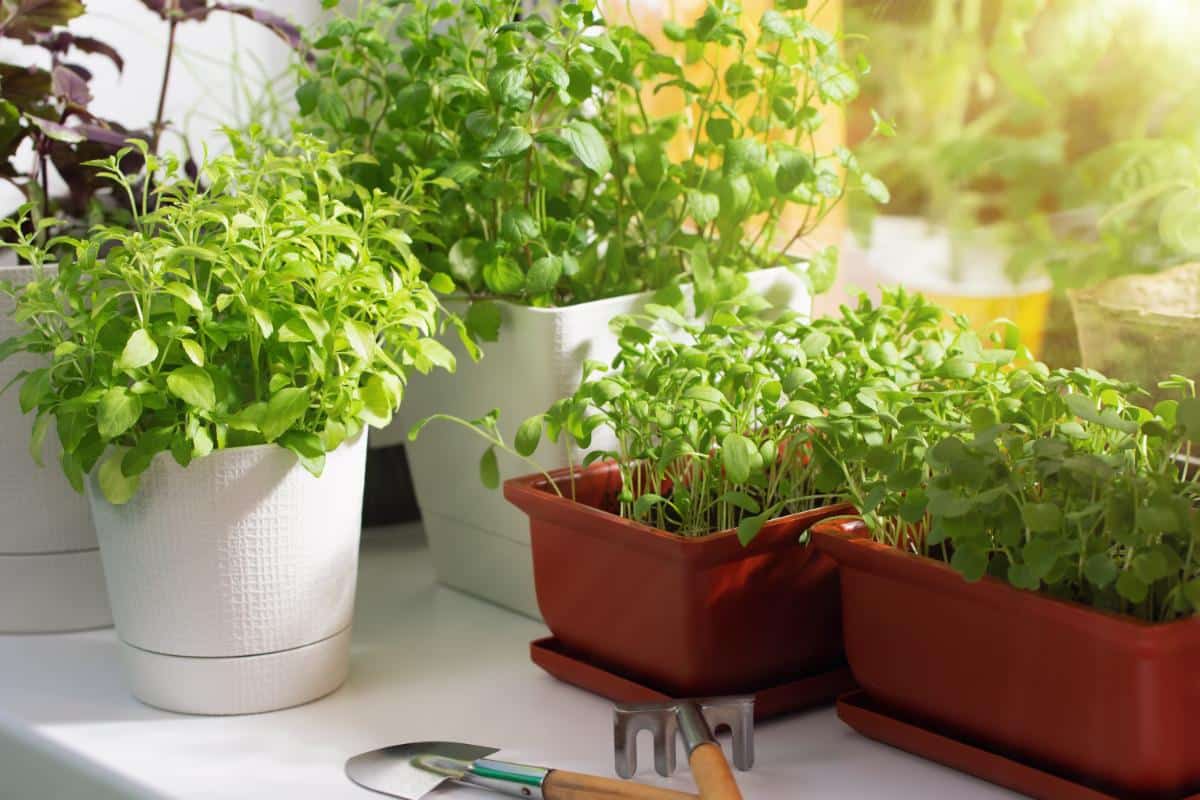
438,265 -> 802,317
811,517 -> 1200,642
504,460 -> 855,555
0,260 -> 58,275
87,428 -> 366,484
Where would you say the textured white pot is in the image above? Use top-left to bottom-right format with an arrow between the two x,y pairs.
385,267 -> 812,618
0,263 -> 110,633
88,432 -> 367,715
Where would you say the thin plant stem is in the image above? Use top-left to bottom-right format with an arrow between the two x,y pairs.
151,14 -> 180,157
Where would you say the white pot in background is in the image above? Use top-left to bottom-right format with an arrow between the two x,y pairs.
864,215 -> 1051,298
862,215 -> 1055,355
385,267 -> 812,618
0,263 -> 110,633
88,432 -> 367,715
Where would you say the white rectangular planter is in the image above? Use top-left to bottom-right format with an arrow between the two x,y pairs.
88,433 -> 368,715
0,264 -> 110,633
388,267 -> 812,618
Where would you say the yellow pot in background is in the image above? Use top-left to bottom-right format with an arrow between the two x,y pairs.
864,216 -> 1053,357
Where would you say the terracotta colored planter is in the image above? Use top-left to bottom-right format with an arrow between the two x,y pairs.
812,518 -> 1200,799
504,462 -> 854,698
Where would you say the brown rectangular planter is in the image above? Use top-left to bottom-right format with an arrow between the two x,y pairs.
812,517 -> 1200,799
504,461 -> 855,698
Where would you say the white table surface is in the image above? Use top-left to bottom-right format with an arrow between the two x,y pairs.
0,523 -> 1021,799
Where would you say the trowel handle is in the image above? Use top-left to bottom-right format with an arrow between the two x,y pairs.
687,744 -> 743,800
543,770 -> 699,799
458,758 -> 698,800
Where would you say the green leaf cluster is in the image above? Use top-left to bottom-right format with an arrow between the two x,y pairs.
0,131 -> 465,504
916,374 -> 1200,622
847,0 -> 1200,289
433,287 -> 992,543
296,0 -> 881,341
423,280 -> 1200,622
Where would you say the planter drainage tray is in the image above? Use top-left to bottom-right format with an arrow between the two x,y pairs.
837,690 -> 1200,800
531,637 -> 856,720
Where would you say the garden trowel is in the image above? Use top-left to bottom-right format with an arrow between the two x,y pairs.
346,740 -> 699,799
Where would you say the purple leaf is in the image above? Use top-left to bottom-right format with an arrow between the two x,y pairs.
27,115 -> 85,144
60,62 -> 92,82
136,0 -> 207,16
35,31 -> 125,73
75,122 -> 134,147
211,4 -> 303,50
0,0 -> 86,42
51,63 -> 90,107
136,1 -> 301,51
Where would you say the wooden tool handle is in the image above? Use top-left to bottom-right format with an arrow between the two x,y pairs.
687,743 -> 743,800
543,770 -> 699,800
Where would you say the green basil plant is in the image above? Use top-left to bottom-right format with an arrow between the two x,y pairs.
0,131 -> 468,504
297,0 -> 885,341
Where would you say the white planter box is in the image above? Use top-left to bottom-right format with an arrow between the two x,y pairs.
387,267 -> 812,618
0,264 -> 110,633
88,433 -> 368,715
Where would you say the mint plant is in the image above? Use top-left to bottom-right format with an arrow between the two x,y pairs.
297,0 -> 883,340
1048,140 -> 1200,289
846,0 -> 1058,279
848,0 -> 1200,288
0,132 -> 467,504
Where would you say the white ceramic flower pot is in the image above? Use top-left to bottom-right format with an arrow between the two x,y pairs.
88,432 -> 368,715
864,215 -> 1051,298
0,263 -> 110,633
385,267 -> 812,618
863,215 -> 1054,355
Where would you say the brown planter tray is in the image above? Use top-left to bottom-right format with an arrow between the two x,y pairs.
531,636 -> 856,720
813,518 -> 1200,798
837,691 -> 1200,800
507,462 -> 855,698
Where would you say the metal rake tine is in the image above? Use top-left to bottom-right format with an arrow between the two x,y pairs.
613,704 -> 679,778
698,696 -> 755,771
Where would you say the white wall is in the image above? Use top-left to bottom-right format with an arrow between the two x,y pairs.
1,0 -> 325,212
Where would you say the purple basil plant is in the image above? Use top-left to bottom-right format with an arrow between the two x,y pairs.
0,0 -> 302,237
